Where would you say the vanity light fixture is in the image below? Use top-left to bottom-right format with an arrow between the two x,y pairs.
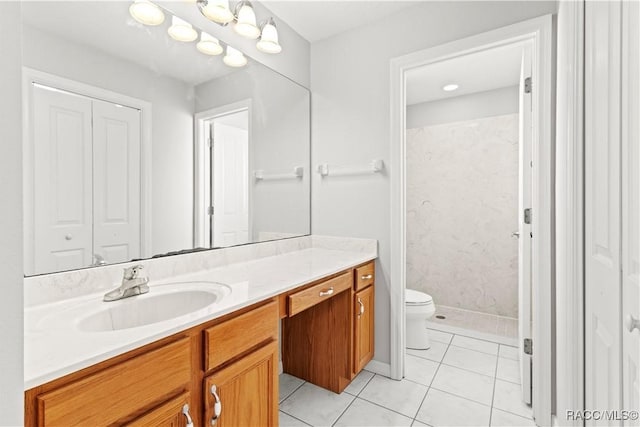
198,0 -> 234,24
256,18 -> 282,54
197,32 -> 224,55
442,84 -> 459,92
223,45 -> 248,67
129,0 -> 165,26
233,1 -> 260,39
168,15 -> 198,42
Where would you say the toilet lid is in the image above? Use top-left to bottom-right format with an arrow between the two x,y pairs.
406,289 -> 433,305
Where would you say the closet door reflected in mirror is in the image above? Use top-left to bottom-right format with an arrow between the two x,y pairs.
26,84 -> 142,276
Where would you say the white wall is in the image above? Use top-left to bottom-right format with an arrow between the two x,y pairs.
406,114 -> 519,317
311,1 -> 557,366
407,85 -> 519,128
0,2 -> 24,424
22,25 -> 195,257
195,66 -> 311,240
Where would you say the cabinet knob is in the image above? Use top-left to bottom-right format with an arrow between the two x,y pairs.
319,287 -> 334,297
65,234 -> 73,241
182,404 -> 194,427
210,385 -> 222,426
357,298 -> 365,316
625,315 -> 640,333
361,274 -> 373,280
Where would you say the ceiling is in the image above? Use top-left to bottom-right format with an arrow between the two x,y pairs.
21,2 -> 239,86
406,41 -> 528,105
262,0 -> 417,43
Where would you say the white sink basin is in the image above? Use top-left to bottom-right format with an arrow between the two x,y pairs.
37,281 -> 232,332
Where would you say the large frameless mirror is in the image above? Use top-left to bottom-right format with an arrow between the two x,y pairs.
21,1 -> 310,276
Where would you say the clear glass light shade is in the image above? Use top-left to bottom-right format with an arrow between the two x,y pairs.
201,0 -> 234,24
256,18 -> 281,54
234,1 -> 260,39
129,0 -> 165,26
223,46 -> 248,67
168,15 -> 198,42
197,32 -> 223,55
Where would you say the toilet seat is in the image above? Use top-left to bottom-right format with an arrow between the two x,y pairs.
406,289 -> 433,306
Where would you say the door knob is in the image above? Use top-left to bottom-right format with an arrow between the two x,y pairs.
625,315 -> 640,333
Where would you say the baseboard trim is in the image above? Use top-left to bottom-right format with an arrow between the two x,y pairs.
364,360 -> 391,378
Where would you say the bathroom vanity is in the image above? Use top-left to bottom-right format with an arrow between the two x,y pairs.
24,241 -> 376,426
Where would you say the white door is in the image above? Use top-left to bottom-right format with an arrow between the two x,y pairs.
622,1 -> 640,423
212,120 -> 249,247
585,0 -> 623,421
518,43 -> 534,405
92,99 -> 141,265
31,85 -> 93,274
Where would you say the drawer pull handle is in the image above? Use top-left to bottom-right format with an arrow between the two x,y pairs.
182,404 -> 194,427
361,274 -> 373,280
210,385 -> 222,426
319,287 -> 334,297
357,298 -> 365,316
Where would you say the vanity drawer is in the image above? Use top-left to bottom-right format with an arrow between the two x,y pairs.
354,261 -> 375,292
204,300 -> 278,371
36,337 -> 191,426
288,272 -> 352,316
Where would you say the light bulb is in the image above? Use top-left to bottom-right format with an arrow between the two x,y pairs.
256,18 -> 282,54
200,0 -> 234,24
129,0 -> 165,26
168,15 -> 198,42
197,32 -> 223,56
223,46 -> 248,67
234,1 -> 260,39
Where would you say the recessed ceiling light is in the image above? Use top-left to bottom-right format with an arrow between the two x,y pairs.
442,84 -> 459,92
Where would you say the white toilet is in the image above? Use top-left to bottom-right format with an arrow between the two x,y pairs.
405,289 -> 436,350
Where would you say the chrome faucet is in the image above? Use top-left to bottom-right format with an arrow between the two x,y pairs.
103,265 -> 150,302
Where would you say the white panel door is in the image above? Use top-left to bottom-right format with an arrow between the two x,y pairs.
31,85 -> 93,274
518,43 -> 534,406
622,1 -> 640,423
585,1 -> 623,422
92,99 -> 141,264
212,122 -> 249,247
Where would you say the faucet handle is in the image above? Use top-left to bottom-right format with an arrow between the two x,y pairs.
123,265 -> 145,280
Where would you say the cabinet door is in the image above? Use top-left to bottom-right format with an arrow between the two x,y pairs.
126,392 -> 191,427
354,286 -> 374,374
204,341 -> 278,427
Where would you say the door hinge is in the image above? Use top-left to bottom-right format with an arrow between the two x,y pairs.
208,137 -> 213,148
524,338 -> 533,355
524,77 -> 532,94
208,206 -> 214,216
524,208 -> 532,225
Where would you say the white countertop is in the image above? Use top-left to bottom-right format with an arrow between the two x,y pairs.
24,247 -> 376,390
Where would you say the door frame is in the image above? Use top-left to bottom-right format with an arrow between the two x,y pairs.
22,67 -> 153,271
555,1 -> 585,425
389,15 -> 554,425
193,99 -> 253,248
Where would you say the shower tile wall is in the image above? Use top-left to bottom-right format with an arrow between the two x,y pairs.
406,113 -> 519,317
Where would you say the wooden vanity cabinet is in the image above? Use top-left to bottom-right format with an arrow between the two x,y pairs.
202,300 -> 279,427
282,261 -> 376,393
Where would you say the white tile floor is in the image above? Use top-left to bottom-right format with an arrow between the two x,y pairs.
279,329 -> 535,427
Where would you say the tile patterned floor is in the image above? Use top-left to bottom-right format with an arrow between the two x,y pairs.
279,329 -> 535,427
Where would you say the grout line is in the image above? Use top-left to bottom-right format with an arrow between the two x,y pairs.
355,393 -> 423,421
278,410 -> 313,426
488,343 -> 500,427
330,382 -> 360,427
412,338 -> 451,425
351,371 -> 376,397
279,376 -> 307,404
